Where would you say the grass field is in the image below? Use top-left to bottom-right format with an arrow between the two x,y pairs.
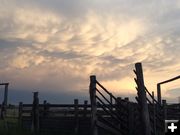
0,118 -> 34,135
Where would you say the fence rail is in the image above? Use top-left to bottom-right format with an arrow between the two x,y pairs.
89,75 -> 135,135
0,62 -> 179,135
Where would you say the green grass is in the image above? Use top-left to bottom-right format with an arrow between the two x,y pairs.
0,118 -> 34,135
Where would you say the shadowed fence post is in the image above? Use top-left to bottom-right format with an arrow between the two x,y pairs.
125,98 -> 134,135
0,102 -> 5,119
0,83 -> 9,119
18,102 -> 23,128
162,100 -> 167,120
162,100 -> 167,134
83,100 -> 88,117
90,75 -> 98,135
32,92 -> 39,134
116,97 -> 122,129
43,100 -> 48,117
135,63 -> 151,135
4,84 -> 8,105
74,99 -> 79,135
157,84 -> 161,106
152,91 -> 157,135
4,84 -> 8,117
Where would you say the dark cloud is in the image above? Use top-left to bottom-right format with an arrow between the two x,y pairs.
0,39 -> 34,49
6,89 -> 89,104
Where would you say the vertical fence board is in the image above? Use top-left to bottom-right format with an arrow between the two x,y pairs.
18,102 -> 23,127
74,99 -> 79,135
152,91 -> 157,135
90,75 -> 98,135
84,100 -> 88,117
135,63 -> 151,135
32,92 -> 39,134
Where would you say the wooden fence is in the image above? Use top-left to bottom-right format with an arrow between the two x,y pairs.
18,95 -> 134,135
17,78 -> 135,135
163,102 -> 180,120
1,95 -> 178,135
89,75 -> 137,135
133,63 -> 180,135
19,97 -> 91,135
0,62 -> 179,135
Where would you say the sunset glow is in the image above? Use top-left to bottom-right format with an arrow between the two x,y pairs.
0,0 -> 179,103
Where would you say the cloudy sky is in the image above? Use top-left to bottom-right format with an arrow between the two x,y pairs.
0,0 -> 179,103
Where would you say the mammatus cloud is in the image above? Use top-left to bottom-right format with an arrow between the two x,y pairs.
0,0 -> 179,103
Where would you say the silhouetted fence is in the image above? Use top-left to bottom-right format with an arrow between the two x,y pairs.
0,83 -> 9,119
163,102 -> 180,120
18,94 -> 133,135
134,63 -> 166,135
89,75 -> 135,135
19,97 -> 91,135
0,62 -> 179,135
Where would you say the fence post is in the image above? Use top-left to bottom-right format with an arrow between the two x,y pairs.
43,100 -> 47,117
116,97 -> 122,129
0,102 -> 5,119
135,63 -> 151,135
4,84 -> 8,117
32,92 -> 39,134
125,98 -> 133,135
74,99 -> 79,135
162,100 -> 167,120
84,100 -> 88,117
18,102 -> 23,128
157,84 -> 161,106
89,75 -> 98,135
162,100 -> 167,134
152,91 -> 157,135
0,83 -> 9,120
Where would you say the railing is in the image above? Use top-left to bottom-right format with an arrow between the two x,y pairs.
89,75 -> 130,135
164,102 -> 180,120
19,98 -> 91,135
134,63 -> 165,135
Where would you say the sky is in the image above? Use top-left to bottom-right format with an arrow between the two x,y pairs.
0,0 -> 179,104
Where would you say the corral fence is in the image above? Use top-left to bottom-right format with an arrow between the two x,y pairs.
89,75 -> 135,135
0,62 -> 179,135
19,96 -> 91,135
163,102 -> 180,120
17,78 -> 135,135
134,63 -> 165,135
